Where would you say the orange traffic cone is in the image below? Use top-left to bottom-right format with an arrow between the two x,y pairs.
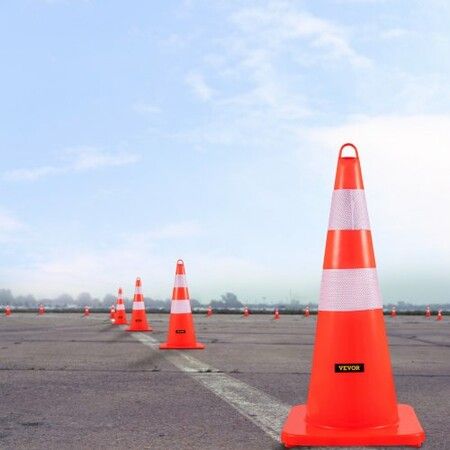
281,143 -> 425,447
127,277 -> 152,332
243,306 -> 249,318
206,306 -> 213,317
160,260 -> 205,350
304,306 -> 310,318
114,288 -> 128,325
436,309 -> 443,321
38,304 -> 45,315
425,306 -> 431,318
391,306 -> 397,318
110,304 -> 116,321
83,306 -> 90,317
5,305 -> 11,316
274,308 -> 280,320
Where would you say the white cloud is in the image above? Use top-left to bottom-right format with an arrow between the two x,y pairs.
185,71 -> 216,101
230,2 -> 371,68
4,147 -> 140,182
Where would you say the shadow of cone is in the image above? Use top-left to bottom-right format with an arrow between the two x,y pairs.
281,143 -> 425,448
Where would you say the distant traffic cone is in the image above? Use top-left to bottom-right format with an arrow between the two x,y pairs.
281,143 -> 425,447
274,308 -> 280,320
5,305 -> 11,316
126,277 -> 152,332
425,306 -> 431,318
114,288 -> 128,325
206,306 -> 213,317
243,306 -> 249,318
304,306 -> 310,318
160,260 -> 205,350
38,304 -> 45,315
83,306 -> 90,317
110,304 -> 116,321
436,309 -> 443,321
391,306 -> 397,318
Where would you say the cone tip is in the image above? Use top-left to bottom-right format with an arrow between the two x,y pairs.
339,143 -> 359,158
177,259 -> 184,265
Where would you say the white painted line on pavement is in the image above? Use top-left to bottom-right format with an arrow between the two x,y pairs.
125,329 -> 290,442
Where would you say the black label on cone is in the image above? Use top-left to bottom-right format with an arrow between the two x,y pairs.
176,329 -> 186,334
335,363 -> 364,373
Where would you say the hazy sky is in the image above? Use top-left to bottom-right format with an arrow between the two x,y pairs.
1,0 -> 449,303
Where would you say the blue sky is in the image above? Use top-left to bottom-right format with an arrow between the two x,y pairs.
1,0 -> 449,303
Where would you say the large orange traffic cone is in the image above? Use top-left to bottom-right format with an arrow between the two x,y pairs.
436,309 -> 443,321
110,304 -> 116,321
274,308 -> 280,320
160,260 -> 205,350
281,143 -> 425,447
243,306 -> 249,318
391,306 -> 397,318
83,306 -> 90,317
5,305 -> 11,316
127,277 -> 152,332
206,306 -> 213,317
425,306 -> 431,318
114,288 -> 128,325
38,304 -> 45,315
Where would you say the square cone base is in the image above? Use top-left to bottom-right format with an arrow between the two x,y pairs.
281,404 -> 425,448
159,342 -> 205,350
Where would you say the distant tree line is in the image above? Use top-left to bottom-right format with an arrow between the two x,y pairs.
0,288 -> 448,311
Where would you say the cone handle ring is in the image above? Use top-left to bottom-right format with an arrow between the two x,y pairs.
177,259 -> 184,264
339,143 -> 359,159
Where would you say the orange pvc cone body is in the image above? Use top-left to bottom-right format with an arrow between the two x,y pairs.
127,278 -> 152,332
243,306 -> 249,318
274,308 -> 280,320
83,306 -> 90,317
304,306 -> 310,318
38,304 -> 45,315
207,306 -> 213,317
391,306 -> 397,318
281,144 -> 425,448
114,288 -> 128,325
5,305 -> 11,316
110,305 -> 116,320
436,310 -> 443,321
425,306 -> 431,318
160,260 -> 205,350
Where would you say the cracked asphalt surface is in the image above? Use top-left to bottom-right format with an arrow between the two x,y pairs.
0,313 -> 448,450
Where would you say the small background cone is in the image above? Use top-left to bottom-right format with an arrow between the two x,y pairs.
126,277 -> 152,332
160,260 -> 205,350
114,288 -> 128,325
